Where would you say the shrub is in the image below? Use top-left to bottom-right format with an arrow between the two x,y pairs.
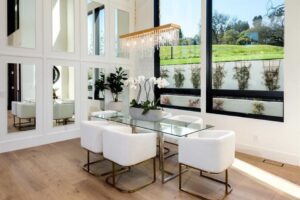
213,63 -> 226,89
160,68 -> 169,79
252,102 -> 265,115
174,68 -> 185,88
213,99 -> 225,111
191,66 -> 201,89
233,62 -> 251,90
263,61 -> 280,91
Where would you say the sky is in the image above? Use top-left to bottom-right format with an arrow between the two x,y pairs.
160,0 -> 284,38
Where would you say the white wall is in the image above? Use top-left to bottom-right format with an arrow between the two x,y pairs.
134,0 -> 300,166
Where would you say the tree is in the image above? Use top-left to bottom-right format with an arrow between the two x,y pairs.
192,34 -> 200,45
223,29 -> 239,44
227,18 -> 250,33
212,11 -> 229,44
253,15 -> 263,28
267,1 -> 284,46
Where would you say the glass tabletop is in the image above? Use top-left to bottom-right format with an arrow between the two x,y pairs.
94,112 -> 214,137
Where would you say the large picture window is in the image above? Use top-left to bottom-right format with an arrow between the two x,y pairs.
206,0 -> 284,121
155,0 -> 201,111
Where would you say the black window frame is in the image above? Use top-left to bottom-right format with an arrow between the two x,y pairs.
154,0 -> 201,112
206,0 -> 284,122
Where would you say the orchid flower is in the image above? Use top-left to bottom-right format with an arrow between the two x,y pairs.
149,77 -> 157,84
156,77 -> 169,88
137,75 -> 145,83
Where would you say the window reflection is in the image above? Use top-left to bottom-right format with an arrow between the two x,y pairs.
87,67 -> 105,118
87,0 -> 105,56
7,0 -> 36,48
52,0 -> 75,52
115,9 -> 129,58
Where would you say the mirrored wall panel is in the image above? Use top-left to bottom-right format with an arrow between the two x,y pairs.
115,9 -> 129,58
52,0 -> 75,52
87,67 -> 105,119
7,63 -> 36,133
87,0 -> 105,56
53,66 -> 75,127
7,0 -> 36,48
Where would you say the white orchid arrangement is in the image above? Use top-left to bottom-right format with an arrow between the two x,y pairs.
124,76 -> 169,114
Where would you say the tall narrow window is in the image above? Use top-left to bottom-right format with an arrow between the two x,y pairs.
207,0 -> 284,121
155,0 -> 201,111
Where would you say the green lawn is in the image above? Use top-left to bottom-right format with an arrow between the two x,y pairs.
160,44 -> 284,66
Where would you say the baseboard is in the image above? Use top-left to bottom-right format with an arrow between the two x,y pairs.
236,143 -> 300,167
0,129 -> 80,153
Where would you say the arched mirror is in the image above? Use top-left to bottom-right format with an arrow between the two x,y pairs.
7,0 -> 36,48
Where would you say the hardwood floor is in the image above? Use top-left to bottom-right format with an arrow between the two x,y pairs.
0,139 -> 299,200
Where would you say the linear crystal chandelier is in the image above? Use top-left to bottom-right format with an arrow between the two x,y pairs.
120,23 -> 181,57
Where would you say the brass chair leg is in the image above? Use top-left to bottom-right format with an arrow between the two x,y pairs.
179,163 -> 182,190
13,115 -> 16,127
179,163 -> 232,200
82,150 -> 108,176
106,157 -> 156,193
164,152 -> 178,160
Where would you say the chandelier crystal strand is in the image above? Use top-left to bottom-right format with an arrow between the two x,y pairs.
120,24 -> 180,58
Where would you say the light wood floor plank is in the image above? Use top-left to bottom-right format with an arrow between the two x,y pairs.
0,139 -> 299,200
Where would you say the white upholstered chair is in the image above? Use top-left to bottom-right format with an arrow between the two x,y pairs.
163,115 -> 203,160
103,127 -> 157,193
80,121 -> 132,175
11,101 -> 18,126
53,103 -> 74,125
178,130 -> 235,199
16,102 -> 36,129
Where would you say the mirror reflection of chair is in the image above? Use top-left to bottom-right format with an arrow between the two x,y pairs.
11,101 -> 36,130
103,127 -> 157,193
11,101 -> 19,127
53,102 -> 75,125
178,130 -> 235,199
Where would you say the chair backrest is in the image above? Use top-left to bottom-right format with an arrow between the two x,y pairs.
53,103 -> 74,120
103,127 -> 157,166
80,121 -> 110,153
179,130 -> 235,173
17,102 -> 36,118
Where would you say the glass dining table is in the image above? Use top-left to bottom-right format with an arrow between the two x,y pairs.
94,112 -> 214,183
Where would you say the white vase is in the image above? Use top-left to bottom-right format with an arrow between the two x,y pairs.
129,107 -> 163,122
107,101 -> 123,112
